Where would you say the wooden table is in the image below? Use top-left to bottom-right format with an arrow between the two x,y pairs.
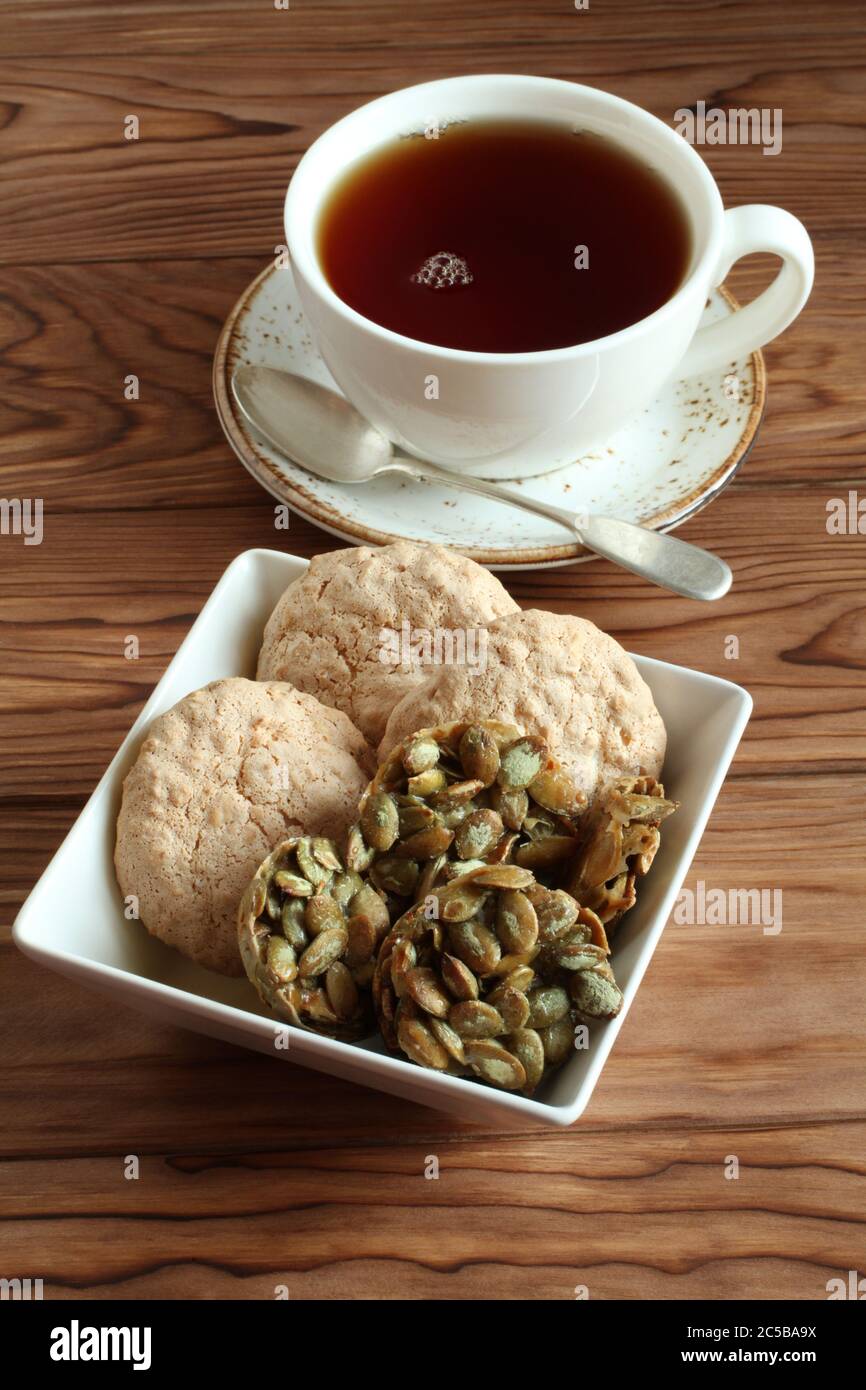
2,0 -> 864,1301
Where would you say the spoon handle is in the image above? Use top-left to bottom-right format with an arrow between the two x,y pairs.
390,456 -> 732,601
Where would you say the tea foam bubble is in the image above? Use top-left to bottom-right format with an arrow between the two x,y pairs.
411,251 -> 473,289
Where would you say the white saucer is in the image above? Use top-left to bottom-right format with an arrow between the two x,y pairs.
213,263 -> 765,570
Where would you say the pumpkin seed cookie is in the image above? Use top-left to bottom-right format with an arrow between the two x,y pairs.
379,608 -> 666,804
114,678 -> 373,976
255,541 -> 518,747
238,836 -> 382,1040
365,721 -> 676,1094
348,719 -> 589,912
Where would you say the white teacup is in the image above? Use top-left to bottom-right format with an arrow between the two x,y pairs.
285,75 -> 813,481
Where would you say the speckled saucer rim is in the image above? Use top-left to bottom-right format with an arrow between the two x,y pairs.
213,263 -> 766,569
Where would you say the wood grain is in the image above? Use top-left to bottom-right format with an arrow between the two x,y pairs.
1,0 -> 864,1301
0,1122 -> 863,1299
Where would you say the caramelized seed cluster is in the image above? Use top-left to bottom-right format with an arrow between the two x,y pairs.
348,721 -> 590,918
373,865 -> 623,1094
565,774 -> 678,929
238,723 -> 677,1096
237,836 -> 385,1040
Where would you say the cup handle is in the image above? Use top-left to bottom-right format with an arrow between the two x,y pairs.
681,204 -> 814,378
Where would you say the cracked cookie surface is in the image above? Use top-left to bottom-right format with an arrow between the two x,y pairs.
256,541 -> 519,747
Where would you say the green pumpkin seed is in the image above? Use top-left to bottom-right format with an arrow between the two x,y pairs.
485,830 -> 519,864
325,961 -> 359,1020
250,881 -> 267,918
348,883 -> 390,936
499,964 -> 536,993
429,1016 -> 466,1064
441,858 -> 487,882
446,920 -> 501,974
530,887 -> 579,942
397,802 -> 436,837
370,854 -> 419,897
407,767 -> 447,797
437,881 -> 488,922
331,868 -> 364,909
507,1028 -> 546,1094
346,823 -> 376,873
575,821 -> 623,890
464,1040 -> 526,1090
612,790 -> 678,824
554,942 -> 609,972
523,812 -> 559,841
396,825 -> 455,859
389,938 -> 418,997
281,897 -> 308,951
298,926 -> 348,978
296,837 -> 332,888
265,888 -> 283,920
496,889 -> 539,953
404,966 -> 451,1018
266,936 -> 298,984
436,799 -> 479,830
312,837 -> 343,872
345,915 -> 377,967
360,791 -> 400,852
304,893 -> 345,938
489,783 -> 529,831
458,725 -> 501,786
527,767 -> 586,819
526,985 -> 571,1028
274,870 -> 313,898
430,778 -> 485,807
398,1015 -> 450,1070
470,864 -> 535,890
568,969 -> 624,1020
485,983 -> 530,1032
514,835 -> 578,870
416,852 -> 447,902
402,735 -> 440,775
439,951 -> 479,1001
454,808 -> 504,860
538,1015 -> 574,1065
497,735 -> 548,790
449,999 -> 505,1039
488,949 -> 539,977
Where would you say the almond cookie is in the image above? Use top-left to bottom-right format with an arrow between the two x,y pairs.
114,678 -> 373,976
255,541 -> 518,747
378,608 -> 666,803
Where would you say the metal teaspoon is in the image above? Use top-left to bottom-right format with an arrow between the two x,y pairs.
231,366 -> 732,601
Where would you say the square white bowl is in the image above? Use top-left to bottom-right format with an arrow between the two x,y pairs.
13,548 -> 751,1128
